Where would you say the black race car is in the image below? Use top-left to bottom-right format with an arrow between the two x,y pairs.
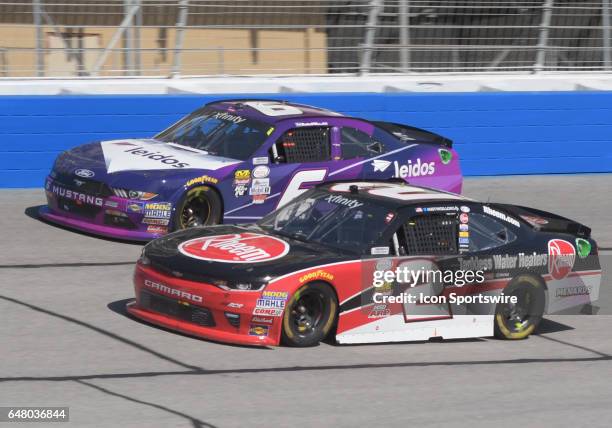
127,180 -> 601,346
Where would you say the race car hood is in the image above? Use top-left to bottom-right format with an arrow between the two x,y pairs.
143,224 -> 351,287
53,139 -> 241,191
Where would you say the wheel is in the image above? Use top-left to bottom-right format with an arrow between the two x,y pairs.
281,282 -> 337,347
173,186 -> 222,230
494,275 -> 546,340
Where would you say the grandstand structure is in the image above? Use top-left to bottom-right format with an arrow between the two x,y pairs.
0,1 -> 610,77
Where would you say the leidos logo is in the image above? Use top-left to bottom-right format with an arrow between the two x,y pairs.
393,158 -> 435,178
178,233 -> 289,263
119,144 -> 190,168
548,239 -> 576,280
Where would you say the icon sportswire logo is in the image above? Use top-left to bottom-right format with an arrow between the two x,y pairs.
178,233 -> 290,263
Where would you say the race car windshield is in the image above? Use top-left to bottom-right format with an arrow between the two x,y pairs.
155,108 -> 271,160
258,191 -> 391,254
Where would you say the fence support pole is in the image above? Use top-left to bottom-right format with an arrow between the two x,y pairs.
33,0 -> 44,77
360,0 -> 382,75
172,0 -> 189,77
534,0 -> 554,73
604,0 -> 611,70
399,0 -> 410,72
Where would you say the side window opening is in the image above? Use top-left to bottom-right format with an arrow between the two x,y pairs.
467,213 -> 517,252
271,127 -> 331,163
340,127 -> 384,160
396,214 -> 458,256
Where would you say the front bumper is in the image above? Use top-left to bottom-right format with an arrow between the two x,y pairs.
127,263 -> 282,347
41,176 -> 171,241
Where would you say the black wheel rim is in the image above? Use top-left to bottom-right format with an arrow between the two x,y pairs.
180,194 -> 211,228
502,288 -> 533,332
289,290 -> 325,337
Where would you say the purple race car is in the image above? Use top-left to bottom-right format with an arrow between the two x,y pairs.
40,99 -> 462,241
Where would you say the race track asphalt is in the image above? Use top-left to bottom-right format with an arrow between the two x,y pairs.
1,174 -> 611,427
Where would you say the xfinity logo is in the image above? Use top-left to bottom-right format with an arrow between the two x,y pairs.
143,279 -> 203,303
122,145 -> 190,169
393,158 -> 435,178
75,169 -> 94,178
325,194 -> 363,209
213,112 -> 246,124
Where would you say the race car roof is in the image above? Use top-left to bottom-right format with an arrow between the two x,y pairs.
206,99 -> 343,123
316,180 -> 471,208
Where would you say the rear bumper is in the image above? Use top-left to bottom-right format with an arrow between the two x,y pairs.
127,264 -> 282,347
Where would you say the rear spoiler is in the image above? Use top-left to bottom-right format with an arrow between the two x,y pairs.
492,203 -> 591,238
372,121 -> 452,148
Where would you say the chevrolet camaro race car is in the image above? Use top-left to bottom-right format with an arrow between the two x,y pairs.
126,180 -> 601,347
40,99 -> 461,241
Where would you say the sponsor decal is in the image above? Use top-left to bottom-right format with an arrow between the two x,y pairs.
393,158 -> 436,179
178,232 -> 290,263
460,206 -> 470,213
368,304 -> 390,319
252,194 -> 267,204
459,256 -> 493,272
371,247 -> 390,255
234,184 -> 248,197
575,238 -> 592,258
325,194 -> 363,209
555,286 -> 592,298
145,202 -> 172,211
105,200 -> 119,208
127,202 -> 143,213
459,224 -> 469,231
142,217 -> 170,225
252,165 -> 270,179
492,253 -> 547,270
548,239 -> 576,280
253,157 -> 269,165
299,269 -> 335,283
251,316 -> 274,325
459,231 -> 469,238
438,148 -> 452,165
458,238 -> 469,245
519,214 -> 548,226
385,212 -> 395,223
75,168 -> 95,178
415,207 -> 423,213
371,159 -> 392,172
253,307 -> 283,317
50,185 -> 103,207
100,140 -> 239,174
147,225 -> 168,234
227,302 -> 244,309
460,213 -> 469,224
483,205 -> 520,228
186,175 -> 219,187
212,111 -> 246,124
249,178 -> 271,196
145,209 -> 171,219
248,324 -> 270,336
295,121 -> 329,127
143,279 -> 202,303
234,169 -> 251,184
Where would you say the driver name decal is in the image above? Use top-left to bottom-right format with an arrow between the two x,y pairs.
178,233 -> 290,263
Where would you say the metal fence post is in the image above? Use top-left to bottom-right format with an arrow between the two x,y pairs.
172,0 -> 189,77
360,0 -> 383,75
534,0 -> 554,73
604,0 -> 611,70
399,0 -> 410,72
32,0 -> 44,77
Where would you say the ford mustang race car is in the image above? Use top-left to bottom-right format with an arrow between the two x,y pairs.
40,99 -> 461,240
126,180 -> 601,347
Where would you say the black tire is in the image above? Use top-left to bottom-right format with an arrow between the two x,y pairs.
281,282 -> 338,347
494,275 -> 546,340
172,186 -> 222,231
